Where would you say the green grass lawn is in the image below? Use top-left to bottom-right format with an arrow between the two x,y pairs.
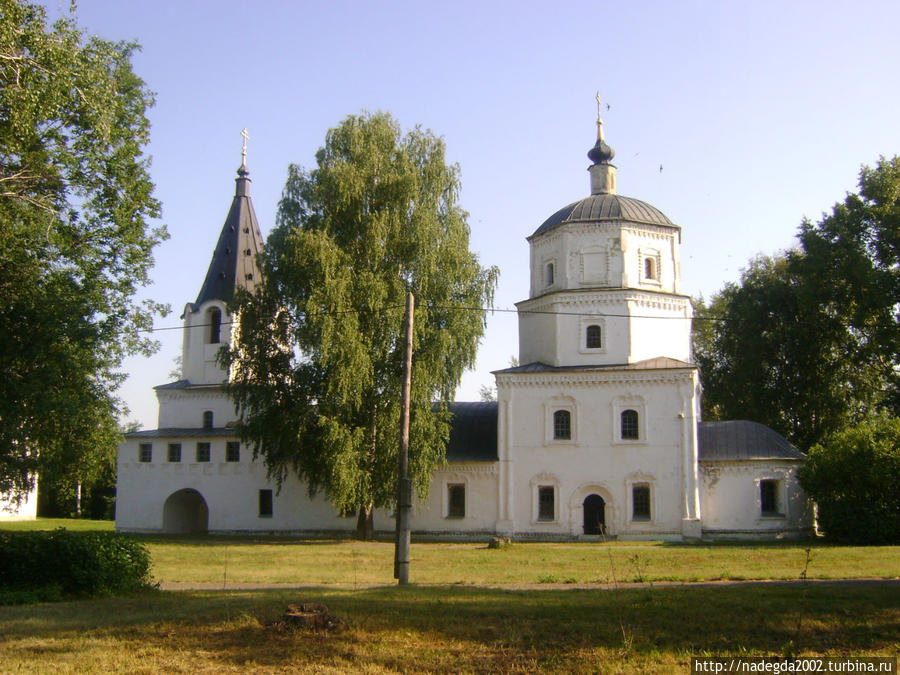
0,583 -> 896,672
147,537 -> 900,587
4,519 -> 899,586
0,517 -> 115,532
2,519 -> 897,671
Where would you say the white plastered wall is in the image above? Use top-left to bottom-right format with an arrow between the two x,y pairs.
0,483 -> 37,520
157,387 -> 238,429
699,460 -> 814,537
496,368 -> 699,539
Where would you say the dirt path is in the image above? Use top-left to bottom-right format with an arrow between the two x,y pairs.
159,577 -> 900,592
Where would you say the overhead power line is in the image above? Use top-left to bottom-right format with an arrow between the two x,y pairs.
137,303 -> 900,336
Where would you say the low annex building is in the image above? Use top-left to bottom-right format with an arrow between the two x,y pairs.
117,115 -> 814,539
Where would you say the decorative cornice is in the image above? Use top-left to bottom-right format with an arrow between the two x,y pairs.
157,388 -> 230,403
440,462 -> 498,474
532,219 -> 679,245
700,461 -> 801,474
518,288 -> 692,312
496,369 -> 694,388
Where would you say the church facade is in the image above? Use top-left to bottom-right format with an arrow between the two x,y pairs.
116,119 -> 814,540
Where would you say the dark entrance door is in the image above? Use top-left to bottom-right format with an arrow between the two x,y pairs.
583,494 -> 605,535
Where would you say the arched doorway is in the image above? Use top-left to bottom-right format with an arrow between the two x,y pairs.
163,489 -> 209,534
583,494 -> 605,535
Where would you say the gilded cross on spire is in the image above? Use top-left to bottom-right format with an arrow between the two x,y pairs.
240,128 -> 249,166
595,92 -> 605,141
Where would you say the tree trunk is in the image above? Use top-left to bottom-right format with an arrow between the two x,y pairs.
356,504 -> 375,540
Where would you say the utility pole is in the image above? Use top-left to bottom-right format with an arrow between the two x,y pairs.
394,290 -> 414,585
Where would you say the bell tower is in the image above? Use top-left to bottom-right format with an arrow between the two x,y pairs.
180,132 -> 265,385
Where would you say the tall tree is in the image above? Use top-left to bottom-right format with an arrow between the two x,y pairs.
0,0 -> 168,503
799,413 -> 900,544
693,254 -> 875,449
795,156 -> 900,407
694,157 -> 900,449
226,112 -> 498,538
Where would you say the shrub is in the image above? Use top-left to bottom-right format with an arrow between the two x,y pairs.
0,529 -> 154,600
799,414 -> 900,544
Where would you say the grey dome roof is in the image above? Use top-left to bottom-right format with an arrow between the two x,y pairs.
698,420 -> 806,462
532,193 -> 675,238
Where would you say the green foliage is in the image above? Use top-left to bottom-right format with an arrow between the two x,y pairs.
799,415 -> 900,544
0,528 -> 154,601
694,157 -> 900,449
227,112 -> 497,536
0,0 -> 168,502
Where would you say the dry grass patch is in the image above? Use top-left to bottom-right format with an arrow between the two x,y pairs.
0,583 -> 897,673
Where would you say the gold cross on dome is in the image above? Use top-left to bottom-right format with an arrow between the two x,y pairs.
241,128 -> 249,164
595,92 -> 604,140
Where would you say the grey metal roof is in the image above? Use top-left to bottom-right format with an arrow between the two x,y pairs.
125,427 -> 238,439
494,357 -> 696,375
532,193 -> 676,238
698,420 -> 805,462
153,379 -> 225,391
154,379 -> 191,390
192,165 -> 265,309
445,401 -> 498,462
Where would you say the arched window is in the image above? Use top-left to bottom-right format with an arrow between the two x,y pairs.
208,308 -> 222,344
644,257 -> 656,280
553,410 -> 571,440
621,409 -> 639,440
545,262 -> 554,286
585,324 -> 602,349
202,410 -> 214,430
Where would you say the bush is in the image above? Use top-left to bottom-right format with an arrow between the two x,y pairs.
799,414 -> 900,544
0,529 -> 154,600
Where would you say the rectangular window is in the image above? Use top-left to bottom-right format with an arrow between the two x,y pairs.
226,441 -> 240,462
621,409 -> 639,440
259,489 -> 273,517
138,443 -> 152,463
538,486 -> 555,521
196,442 -> 211,462
760,479 -> 779,515
167,443 -> 181,463
447,483 -> 465,518
553,410 -> 571,440
632,485 -> 651,520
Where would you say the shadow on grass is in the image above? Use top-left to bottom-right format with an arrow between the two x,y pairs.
132,534 -> 365,547
1,583 -> 897,671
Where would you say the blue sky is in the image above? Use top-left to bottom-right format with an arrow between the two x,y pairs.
41,0 -> 900,429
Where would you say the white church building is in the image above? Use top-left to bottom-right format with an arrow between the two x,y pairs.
116,117 -> 814,540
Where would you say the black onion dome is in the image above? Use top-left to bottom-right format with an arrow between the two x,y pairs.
531,193 -> 676,238
588,137 -> 615,164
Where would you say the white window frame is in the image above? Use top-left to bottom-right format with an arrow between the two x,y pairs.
639,247 -> 662,286
442,476 -> 468,519
579,317 -> 607,355
544,397 -> 578,445
612,397 -> 647,445
542,257 -> 558,289
530,473 -> 559,524
627,479 -> 655,523
757,477 -> 786,518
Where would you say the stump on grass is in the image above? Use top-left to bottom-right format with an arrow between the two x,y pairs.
280,602 -> 345,632
488,536 -> 512,549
